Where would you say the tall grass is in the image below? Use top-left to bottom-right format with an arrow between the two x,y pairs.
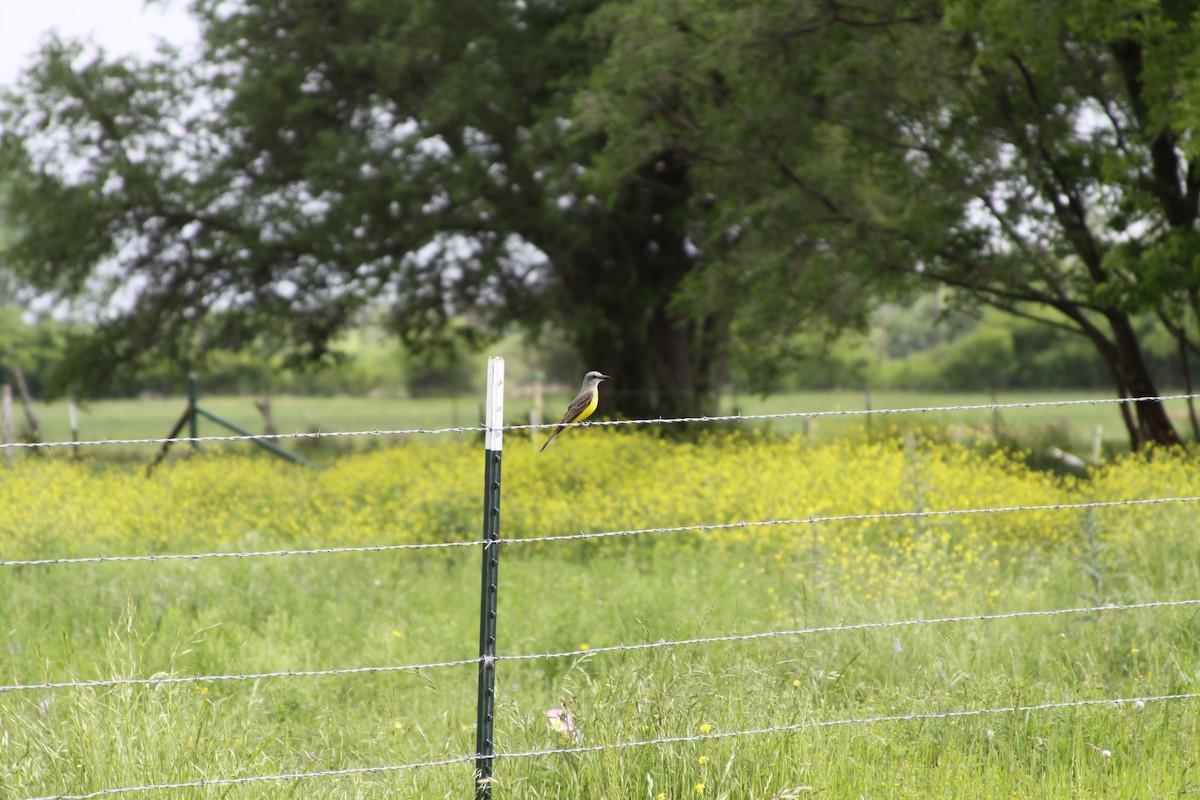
2,431 -> 1198,798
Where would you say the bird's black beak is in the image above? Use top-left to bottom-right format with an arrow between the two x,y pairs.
600,374 -> 611,381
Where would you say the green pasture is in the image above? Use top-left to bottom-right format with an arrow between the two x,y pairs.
4,546 -> 1197,799
1,433 -> 1198,798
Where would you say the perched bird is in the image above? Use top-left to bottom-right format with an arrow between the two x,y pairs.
539,371 -> 611,452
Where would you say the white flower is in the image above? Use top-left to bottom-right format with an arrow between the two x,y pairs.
546,708 -> 581,741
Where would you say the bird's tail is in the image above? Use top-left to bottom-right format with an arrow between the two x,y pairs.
539,427 -> 562,453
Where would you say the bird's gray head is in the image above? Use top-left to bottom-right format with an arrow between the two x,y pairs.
582,370 -> 610,388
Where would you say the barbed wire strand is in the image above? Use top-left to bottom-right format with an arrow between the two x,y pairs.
0,539 -> 484,567
499,495 -> 1200,548
503,392 -> 1200,432
19,754 -> 479,800
22,691 -> 1200,800
496,598 -> 1200,663
0,425 -> 484,451
5,598 -> 1195,695
7,494 -> 1197,569
5,393 -> 1199,451
0,656 -> 481,694
494,691 -> 1200,762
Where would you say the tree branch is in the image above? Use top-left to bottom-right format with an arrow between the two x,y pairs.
1110,37 -> 1193,228
775,160 -> 844,216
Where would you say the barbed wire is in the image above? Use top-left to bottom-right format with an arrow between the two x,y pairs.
502,392 -> 1200,432
5,598 -> 1195,695
498,495 -> 1200,548
8,494 -> 1191,570
495,598 -> 1200,663
0,425 -> 484,451
18,754 -> 478,800
4,392 -> 1198,451
21,690 -> 1199,800
493,691 -> 1200,761
0,539 -> 484,568
0,656 -> 481,695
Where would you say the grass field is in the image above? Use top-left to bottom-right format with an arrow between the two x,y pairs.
14,387 -> 1197,464
1,430 -> 1199,798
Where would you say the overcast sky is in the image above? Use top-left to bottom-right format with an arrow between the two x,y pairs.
0,0 -> 199,88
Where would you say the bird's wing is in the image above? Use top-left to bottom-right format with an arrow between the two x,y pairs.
559,390 -> 594,425
539,390 -> 593,453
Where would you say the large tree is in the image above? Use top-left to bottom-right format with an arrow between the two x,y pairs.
585,0 -> 1200,447
0,0 -> 727,417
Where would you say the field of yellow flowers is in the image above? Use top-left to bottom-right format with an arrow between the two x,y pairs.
1,429 -> 1198,799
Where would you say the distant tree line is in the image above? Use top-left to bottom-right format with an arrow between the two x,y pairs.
4,0 -> 1200,447
0,310 -> 479,398
4,301 -> 1189,400
765,306 -> 1186,394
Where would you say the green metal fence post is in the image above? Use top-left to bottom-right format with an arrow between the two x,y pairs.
187,373 -> 199,450
475,357 -> 504,800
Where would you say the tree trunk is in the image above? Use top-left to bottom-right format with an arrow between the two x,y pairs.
1,384 -> 13,466
575,291 -> 722,422
1104,312 -> 1180,448
559,147 -> 728,422
1176,326 -> 1199,442
12,365 -> 44,448
254,391 -> 278,436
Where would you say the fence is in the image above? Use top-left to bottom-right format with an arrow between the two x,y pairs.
145,374 -> 320,473
2,358 -> 1199,799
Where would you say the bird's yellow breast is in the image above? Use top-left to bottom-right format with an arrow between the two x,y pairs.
572,389 -> 599,424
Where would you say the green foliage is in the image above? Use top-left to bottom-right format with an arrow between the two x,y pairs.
11,0 -> 1200,447
726,299 -> 1200,394
878,309 -> 1105,391
399,330 -> 475,397
0,308 -> 504,399
583,0 -> 1200,447
0,0 -> 729,417
0,308 -> 69,394
888,322 -> 1018,391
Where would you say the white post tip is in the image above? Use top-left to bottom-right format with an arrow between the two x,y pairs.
485,357 -> 504,452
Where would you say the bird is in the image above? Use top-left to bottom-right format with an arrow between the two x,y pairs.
539,370 -> 611,452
